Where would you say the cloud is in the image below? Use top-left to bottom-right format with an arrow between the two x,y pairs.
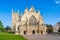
55,0 -> 60,4
56,1 -> 60,4
54,0 -> 60,7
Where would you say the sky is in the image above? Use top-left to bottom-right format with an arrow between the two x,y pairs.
0,0 -> 60,27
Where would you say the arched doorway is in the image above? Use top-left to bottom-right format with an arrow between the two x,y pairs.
18,27 -> 20,31
41,31 -> 43,34
32,30 -> 35,34
18,27 -> 20,34
13,25 -> 16,33
24,31 -> 26,34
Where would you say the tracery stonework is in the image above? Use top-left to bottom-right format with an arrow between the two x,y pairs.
12,6 -> 47,35
29,15 -> 37,25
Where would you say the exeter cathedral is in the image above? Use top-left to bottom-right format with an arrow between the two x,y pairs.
12,6 -> 47,35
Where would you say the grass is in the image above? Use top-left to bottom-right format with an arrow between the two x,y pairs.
0,32 -> 26,40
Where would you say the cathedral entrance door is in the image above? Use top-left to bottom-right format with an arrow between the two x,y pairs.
24,31 -> 26,34
41,31 -> 43,34
32,30 -> 35,34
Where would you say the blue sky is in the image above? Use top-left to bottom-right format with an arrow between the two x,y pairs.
0,0 -> 60,27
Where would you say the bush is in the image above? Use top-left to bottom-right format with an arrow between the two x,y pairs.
46,24 -> 53,33
0,28 -> 4,32
0,21 -> 4,32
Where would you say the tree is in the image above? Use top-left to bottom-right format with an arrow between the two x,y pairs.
5,26 -> 11,31
0,20 -> 4,31
46,24 -> 53,33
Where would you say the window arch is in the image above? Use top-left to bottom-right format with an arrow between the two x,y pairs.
29,15 -> 37,25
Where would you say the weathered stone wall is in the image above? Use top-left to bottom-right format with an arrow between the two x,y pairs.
12,6 -> 47,35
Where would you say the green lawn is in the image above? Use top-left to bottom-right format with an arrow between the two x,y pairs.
0,32 -> 26,40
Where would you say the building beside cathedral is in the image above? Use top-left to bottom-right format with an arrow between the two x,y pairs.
12,6 -> 47,35
53,22 -> 60,32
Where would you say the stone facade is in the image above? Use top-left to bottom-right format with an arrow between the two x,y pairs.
53,22 -> 60,32
12,6 -> 47,35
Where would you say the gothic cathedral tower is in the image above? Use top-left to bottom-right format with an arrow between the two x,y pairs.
12,9 -> 19,32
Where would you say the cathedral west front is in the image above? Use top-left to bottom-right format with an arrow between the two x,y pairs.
12,6 -> 47,35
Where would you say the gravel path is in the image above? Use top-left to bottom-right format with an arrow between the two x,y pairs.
23,34 -> 60,40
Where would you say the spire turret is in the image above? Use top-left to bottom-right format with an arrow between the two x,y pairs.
12,8 -> 14,13
38,9 -> 41,15
29,6 -> 35,12
18,9 -> 19,16
25,7 -> 28,13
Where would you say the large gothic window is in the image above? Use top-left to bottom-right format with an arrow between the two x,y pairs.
29,15 -> 37,25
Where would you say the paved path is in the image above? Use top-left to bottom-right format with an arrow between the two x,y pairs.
23,34 -> 60,40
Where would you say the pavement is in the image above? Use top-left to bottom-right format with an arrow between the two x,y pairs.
23,34 -> 60,40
